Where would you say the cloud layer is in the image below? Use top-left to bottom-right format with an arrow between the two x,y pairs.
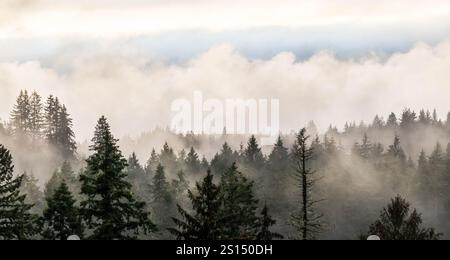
1,42 -> 450,141
2,0 -> 450,38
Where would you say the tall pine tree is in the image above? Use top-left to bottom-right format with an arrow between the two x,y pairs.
79,116 -> 156,240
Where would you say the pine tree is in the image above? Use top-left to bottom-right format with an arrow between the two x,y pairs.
151,164 -> 175,238
386,112 -> 398,128
290,128 -> 323,240
44,95 -> 60,145
388,135 -> 406,162
20,173 -> 45,215
45,161 -> 79,199
0,145 -> 38,240
79,116 -> 156,240
256,205 -> 283,240
29,91 -> 44,143
364,195 -> 441,240
169,170 -> 226,240
41,182 -> 84,240
211,142 -> 236,175
219,163 -> 260,239
56,105 -> 77,159
10,90 -> 31,137
185,147 -> 201,174
244,135 -> 265,169
126,153 -> 149,201
145,148 -> 159,175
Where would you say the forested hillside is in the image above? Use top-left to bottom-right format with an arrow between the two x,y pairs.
1,90 -> 450,240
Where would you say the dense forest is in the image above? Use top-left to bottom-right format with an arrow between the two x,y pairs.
2,90 -> 450,240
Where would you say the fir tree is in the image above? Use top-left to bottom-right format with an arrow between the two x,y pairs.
29,91 -> 44,143
290,129 -> 323,240
386,112 -> 398,128
364,195 -> 441,240
256,205 -> 283,240
20,173 -> 45,215
211,142 -> 236,175
41,182 -> 84,240
79,116 -> 156,240
0,145 -> 37,240
56,105 -> 77,159
244,135 -> 265,169
10,90 -> 31,137
169,170 -> 226,240
45,161 -> 78,199
219,163 -> 260,239
151,164 -> 175,238
126,153 -> 149,201
185,147 -> 201,174
145,148 -> 159,175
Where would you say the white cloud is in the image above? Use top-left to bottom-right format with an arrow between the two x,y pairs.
1,0 -> 450,38
1,42 -> 450,141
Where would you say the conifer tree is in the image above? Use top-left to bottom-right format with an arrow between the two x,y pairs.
41,182 -> 84,240
290,129 -> 323,240
126,153 -> 149,201
151,164 -> 175,238
244,135 -> 265,169
364,195 -> 441,240
169,170 -> 226,240
56,105 -> 77,159
219,163 -> 260,239
145,148 -> 159,175
44,95 -> 60,145
386,112 -> 398,128
79,116 -> 156,240
20,173 -> 45,215
185,147 -> 201,174
211,142 -> 236,175
256,205 -> 283,240
0,145 -> 37,240
45,161 -> 78,199
29,91 -> 44,143
10,90 -> 31,137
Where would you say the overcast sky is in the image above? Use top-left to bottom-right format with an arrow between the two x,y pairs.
1,1 -> 450,140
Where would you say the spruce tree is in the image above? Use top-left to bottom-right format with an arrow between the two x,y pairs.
44,95 -> 60,145
41,182 -> 84,240
211,142 -> 236,175
79,116 -> 156,240
45,161 -> 79,199
290,128 -> 323,240
0,145 -> 37,240
29,91 -> 44,143
169,170 -> 226,240
145,148 -> 159,175
10,90 -> 31,137
20,173 -> 45,215
244,136 -> 265,170
185,147 -> 201,174
256,205 -> 283,240
364,195 -> 441,240
126,153 -> 149,201
56,105 -> 77,159
219,163 -> 260,239
386,112 -> 398,128
151,164 -> 175,238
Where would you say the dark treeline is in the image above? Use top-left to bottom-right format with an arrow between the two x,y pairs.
1,90 -> 450,240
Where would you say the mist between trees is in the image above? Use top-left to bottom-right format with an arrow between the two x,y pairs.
1,90 -> 450,240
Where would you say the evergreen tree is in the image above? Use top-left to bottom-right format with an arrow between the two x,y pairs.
219,163 -> 260,239
268,136 -> 289,172
20,173 -> 45,215
244,136 -> 265,169
126,153 -> 149,201
44,95 -> 60,145
45,161 -> 78,199
256,205 -> 283,240
386,112 -> 398,128
364,195 -> 441,240
211,142 -> 236,175
151,164 -> 175,238
29,91 -> 44,143
145,148 -> 159,175
56,105 -> 77,159
79,116 -> 156,240
41,182 -> 84,240
290,129 -> 323,240
185,147 -> 201,174
10,90 -> 31,137
387,135 -> 406,162
169,170 -> 226,240
0,145 -> 37,240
